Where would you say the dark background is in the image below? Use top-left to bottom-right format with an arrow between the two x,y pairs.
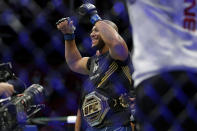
0,0 -> 133,130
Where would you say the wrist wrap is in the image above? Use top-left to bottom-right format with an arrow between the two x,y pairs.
64,34 -> 75,41
90,14 -> 102,24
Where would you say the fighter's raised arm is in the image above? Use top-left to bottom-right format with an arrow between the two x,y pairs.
94,21 -> 128,61
56,17 -> 89,75
78,3 -> 129,61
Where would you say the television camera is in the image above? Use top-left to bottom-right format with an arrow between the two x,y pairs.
0,63 -> 45,131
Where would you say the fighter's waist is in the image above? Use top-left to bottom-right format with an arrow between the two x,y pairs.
93,111 -> 131,129
82,91 -> 131,127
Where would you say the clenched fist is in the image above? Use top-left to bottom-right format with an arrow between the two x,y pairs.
56,17 -> 76,35
78,3 -> 102,24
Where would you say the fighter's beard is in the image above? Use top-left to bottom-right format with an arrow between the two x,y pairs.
92,39 -> 105,52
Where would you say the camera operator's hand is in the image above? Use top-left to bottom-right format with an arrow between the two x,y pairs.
78,3 -> 102,24
56,17 -> 76,35
0,82 -> 15,97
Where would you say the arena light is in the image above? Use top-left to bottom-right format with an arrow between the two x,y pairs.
66,116 -> 77,124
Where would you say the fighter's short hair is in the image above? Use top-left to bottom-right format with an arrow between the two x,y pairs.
103,20 -> 118,32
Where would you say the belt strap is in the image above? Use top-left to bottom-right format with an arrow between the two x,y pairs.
108,93 -> 130,112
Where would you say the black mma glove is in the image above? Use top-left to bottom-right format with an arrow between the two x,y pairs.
78,3 -> 102,24
56,17 -> 76,41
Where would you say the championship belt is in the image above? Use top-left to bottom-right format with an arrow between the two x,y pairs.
82,91 -> 110,127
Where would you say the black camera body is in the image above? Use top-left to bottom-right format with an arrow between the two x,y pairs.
0,63 -> 45,131
0,63 -> 15,82
0,84 -> 45,131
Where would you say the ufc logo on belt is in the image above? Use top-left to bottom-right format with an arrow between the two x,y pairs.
83,101 -> 101,116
